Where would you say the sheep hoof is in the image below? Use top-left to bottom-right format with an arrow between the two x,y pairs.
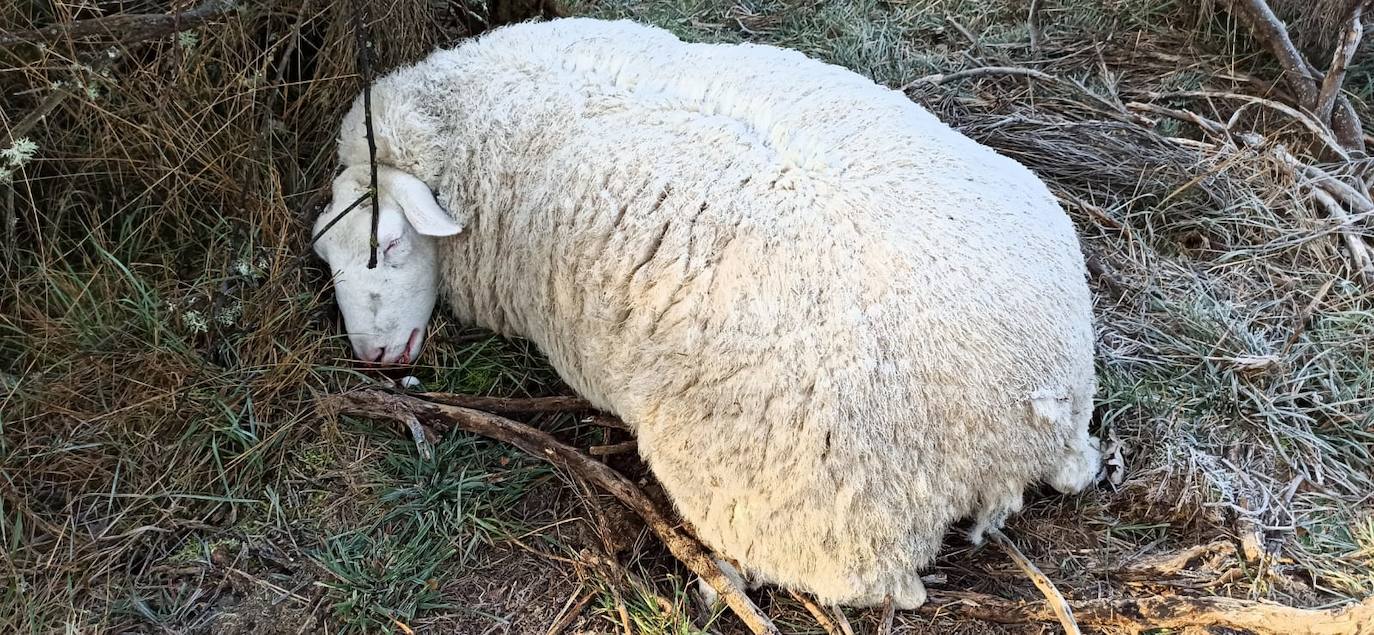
695,576 -> 722,610
889,575 -> 928,610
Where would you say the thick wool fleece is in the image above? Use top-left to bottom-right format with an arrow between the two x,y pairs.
331,17 -> 1099,607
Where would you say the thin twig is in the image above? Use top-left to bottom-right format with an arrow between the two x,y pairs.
831,606 -> 854,635
1281,278 -> 1336,355
1145,90 -> 1349,160
4,88 -> 68,146
906,66 -> 1132,123
326,390 -> 780,635
987,528 -> 1082,635
1128,100 -> 1374,283
351,0 -> 380,269
1270,144 -> 1374,282
787,590 -> 844,635
903,66 -> 1058,90
588,441 -> 638,457
546,587 -> 595,635
1311,186 -> 1374,282
1294,163 -> 1374,220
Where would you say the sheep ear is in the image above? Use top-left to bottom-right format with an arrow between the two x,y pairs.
381,167 -> 464,237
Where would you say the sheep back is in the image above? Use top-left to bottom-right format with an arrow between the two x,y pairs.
335,17 -> 1100,607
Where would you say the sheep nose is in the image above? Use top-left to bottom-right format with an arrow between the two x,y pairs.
358,346 -> 385,363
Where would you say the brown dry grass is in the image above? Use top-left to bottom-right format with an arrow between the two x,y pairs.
3,0 -> 1373,633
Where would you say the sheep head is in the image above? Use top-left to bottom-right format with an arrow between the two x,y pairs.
312,164 -> 462,364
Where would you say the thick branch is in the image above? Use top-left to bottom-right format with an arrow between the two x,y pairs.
325,389 -> 779,635
1317,1 -> 1364,123
0,0 -> 236,49
920,590 -> 1374,634
1224,0 -> 1319,109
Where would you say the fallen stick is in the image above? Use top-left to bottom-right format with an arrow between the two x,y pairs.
987,528 -> 1082,635
787,590 -> 844,635
416,392 -> 594,415
919,589 -> 1374,634
0,0 -> 236,49
324,389 -> 780,635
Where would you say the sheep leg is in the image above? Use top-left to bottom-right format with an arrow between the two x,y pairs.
696,557 -> 755,608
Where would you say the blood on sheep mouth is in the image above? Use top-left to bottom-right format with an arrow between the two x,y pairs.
399,328 -> 421,364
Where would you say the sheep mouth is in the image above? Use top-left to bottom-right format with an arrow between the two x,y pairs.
398,327 -> 422,364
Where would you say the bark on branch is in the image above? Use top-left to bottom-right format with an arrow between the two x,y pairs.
1316,1 -> 1364,123
414,392 -> 594,415
323,389 -> 780,635
0,0 -> 235,49
1224,0 -> 1320,109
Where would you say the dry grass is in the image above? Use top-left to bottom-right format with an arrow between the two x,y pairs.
3,0 -> 1373,633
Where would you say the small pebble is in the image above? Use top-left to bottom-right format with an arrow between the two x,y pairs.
400,375 -> 422,390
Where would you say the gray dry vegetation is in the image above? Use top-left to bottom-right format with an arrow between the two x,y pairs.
2,0 -> 1372,633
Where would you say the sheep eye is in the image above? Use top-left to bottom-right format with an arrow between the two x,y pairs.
382,238 -> 402,257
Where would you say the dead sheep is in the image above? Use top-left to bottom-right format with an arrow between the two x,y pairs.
311,17 -> 1101,609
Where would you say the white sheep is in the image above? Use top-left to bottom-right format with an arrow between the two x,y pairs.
312,17 -> 1101,609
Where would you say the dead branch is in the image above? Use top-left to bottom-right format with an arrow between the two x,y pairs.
1316,1 -> 1364,123
788,590 -> 845,635
919,589 -> 1374,634
325,389 -> 780,635
876,596 -> 895,635
1311,186 -> 1374,281
831,606 -> 855,635
415,392 -> 595,415
1222,0 -> 1365,152
1294,163 -> 1374,220
1271,144 -> 1374,282
1223,0 -> 1319,109
588,441 -> 638,457
987,528 -> 1082,635
0,0 -> 236,49
1145,90 -> 1349,160
4,88 -> 68,146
